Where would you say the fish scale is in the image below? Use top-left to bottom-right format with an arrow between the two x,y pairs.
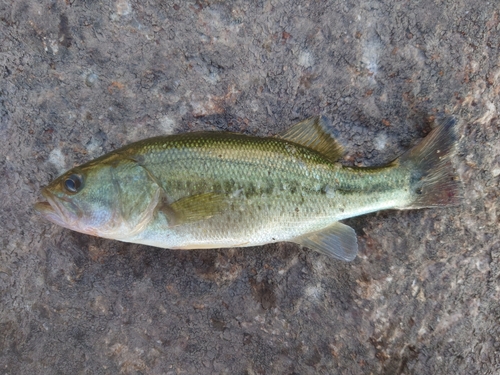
35,116 -> 460,261
99,131 -> 410,250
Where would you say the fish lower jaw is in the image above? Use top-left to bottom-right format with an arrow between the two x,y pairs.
34,201 -> 69,228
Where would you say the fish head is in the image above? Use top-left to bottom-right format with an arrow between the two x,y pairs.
35,162 -> 123,237
35,151 -> 163,239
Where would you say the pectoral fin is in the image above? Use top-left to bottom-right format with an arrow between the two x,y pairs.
161,192 -> 229,226
293,222 -> 358,261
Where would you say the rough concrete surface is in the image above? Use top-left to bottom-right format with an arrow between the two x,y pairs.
1,0 -> 499,374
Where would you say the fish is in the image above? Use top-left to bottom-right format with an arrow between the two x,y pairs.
35,116 -> 460,261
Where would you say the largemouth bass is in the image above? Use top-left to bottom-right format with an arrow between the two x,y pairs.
35,116 -> 460,261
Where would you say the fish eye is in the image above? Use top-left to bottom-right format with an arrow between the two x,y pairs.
64,174 -> 84,193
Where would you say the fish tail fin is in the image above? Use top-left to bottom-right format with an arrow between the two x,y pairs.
398,117 -> 461,209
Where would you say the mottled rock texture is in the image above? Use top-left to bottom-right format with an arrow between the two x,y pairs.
1,1 -> 499,374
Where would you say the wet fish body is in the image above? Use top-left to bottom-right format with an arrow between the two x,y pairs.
35,117 -> 460,261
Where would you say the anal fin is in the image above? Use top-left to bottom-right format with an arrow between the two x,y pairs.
292,222 -> 358,261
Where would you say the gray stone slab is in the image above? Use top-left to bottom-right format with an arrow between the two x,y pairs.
1,1 -> 499,374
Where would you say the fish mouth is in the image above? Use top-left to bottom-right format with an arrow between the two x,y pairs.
34,189 -> 72,228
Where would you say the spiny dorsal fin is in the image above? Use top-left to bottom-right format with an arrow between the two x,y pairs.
292,222 -> 358,261
279,116 -> 345,161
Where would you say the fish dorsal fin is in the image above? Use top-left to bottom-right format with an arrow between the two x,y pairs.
292,222 -> 358,261
279,116 -> 345,161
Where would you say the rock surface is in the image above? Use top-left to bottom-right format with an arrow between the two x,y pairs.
1,1 -> 499,374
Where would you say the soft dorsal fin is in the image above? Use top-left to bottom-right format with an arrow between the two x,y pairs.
292,222 -> 358,261
279,116 -> 345,161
